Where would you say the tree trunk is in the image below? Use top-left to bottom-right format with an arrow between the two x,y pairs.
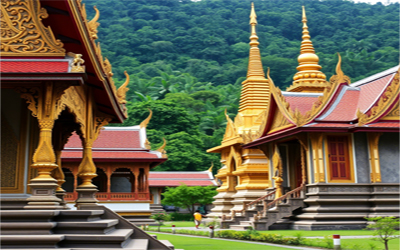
384,240 -> 388,250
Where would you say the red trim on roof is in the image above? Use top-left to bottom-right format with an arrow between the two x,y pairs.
149,173 -> 211,179
1,61 -> 69,73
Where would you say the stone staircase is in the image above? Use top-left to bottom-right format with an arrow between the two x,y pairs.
223,185 -> 306,230
0,206 -> 179,250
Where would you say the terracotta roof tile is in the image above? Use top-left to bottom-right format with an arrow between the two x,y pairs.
148,180 -> 215,187
321,89 -> 360,121
307,123 -> 353,128
65,131 -> 141,149
149,173 -> 211,179
357,74 -> 394,112
62,151 -> 158,159
1,61 -> 69,73
367,122 -> 400,128
284,96 -> 319,115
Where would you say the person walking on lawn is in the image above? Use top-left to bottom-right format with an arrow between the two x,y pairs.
194,210 -> 204,229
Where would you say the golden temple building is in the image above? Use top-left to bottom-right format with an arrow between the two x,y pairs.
210,4 -> 399,230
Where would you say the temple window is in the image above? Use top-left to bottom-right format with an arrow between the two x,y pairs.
111,168 -> 135,192
93,168 -> 107,192
62,168 -> 74,193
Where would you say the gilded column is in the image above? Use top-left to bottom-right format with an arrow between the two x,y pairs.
18,82 -> 69,209
368,133 -> 382,183
75,92 -> 111,208
309,133 -> 325,183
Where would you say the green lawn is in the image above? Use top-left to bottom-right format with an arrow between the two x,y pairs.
258,230 -> 400,237
301,237 -> 400,250
151,221 -> 195,228
152,233 -> 302,250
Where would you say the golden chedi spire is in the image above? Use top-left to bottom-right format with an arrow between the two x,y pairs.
239,2 -> 270,113
287,6 -> 328,93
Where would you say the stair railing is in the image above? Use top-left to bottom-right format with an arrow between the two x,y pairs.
236,190 -> 277,216
262,184 -> 306,217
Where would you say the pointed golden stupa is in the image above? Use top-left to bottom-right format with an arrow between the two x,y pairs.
287,6 -> 328,92
239,2 -> 270,115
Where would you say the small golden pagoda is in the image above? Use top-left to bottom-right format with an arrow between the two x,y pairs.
207,3 -> 270,216
286,6 -> 329,92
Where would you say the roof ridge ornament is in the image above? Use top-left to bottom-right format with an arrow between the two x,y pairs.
1,0 -> 65,56
287,6 -> 328,92
87,6 -> 100,40
329,53 -> 351,86
156,138 -> 167,158
140,109 -> 153,128
117,71 -> 130,104
208,162 -> 214,172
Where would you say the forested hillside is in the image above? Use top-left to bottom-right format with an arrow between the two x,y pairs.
84,0 -> 399,172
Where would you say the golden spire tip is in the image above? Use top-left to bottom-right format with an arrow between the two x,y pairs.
250,2 -> 257,25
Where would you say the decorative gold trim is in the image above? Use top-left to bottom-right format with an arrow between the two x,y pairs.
223,109 -> 239,141
1,0 -> 65,56
87,6 -> 100,40
358,69 -> 399,126
381,102 -> 399,120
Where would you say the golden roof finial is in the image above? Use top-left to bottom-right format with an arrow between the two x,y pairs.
287,6 -> 328,93
208,162 -> 214,172
140,109 -> 153,128
247,2 -> 265,79
87,6 -> 100,40
117,71 -> 130,104
329,53 -> 351,85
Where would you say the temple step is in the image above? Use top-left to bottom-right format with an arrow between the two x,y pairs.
0,235 -> 65,248
159,240 -> 175,250
56,210 -> 105,222
55,219 -> 119,234
60,229 -> 133,248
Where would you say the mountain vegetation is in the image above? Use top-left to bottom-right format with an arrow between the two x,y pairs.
85,0 -> 399,172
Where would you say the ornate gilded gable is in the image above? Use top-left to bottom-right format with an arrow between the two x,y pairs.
1,0 -> 65,56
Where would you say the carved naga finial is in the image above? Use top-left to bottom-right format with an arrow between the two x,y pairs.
329,53 -> 351,86
87,6 -> 100,40
156,138 -> 167,158
117,71 -> 130,104
140,109 -> 153,128
208,162 -> 214,172
69,53 -> 85,72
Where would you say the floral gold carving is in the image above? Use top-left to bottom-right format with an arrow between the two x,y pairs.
1,0 -> 65,56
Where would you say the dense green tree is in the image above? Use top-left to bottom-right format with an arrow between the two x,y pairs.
162,185 -> 218,214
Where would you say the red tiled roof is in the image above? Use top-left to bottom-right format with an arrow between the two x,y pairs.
1,61 -> 69,73
62,151 -> 158,159
366,122 -> 400,128
149,180 -> 215,187
357,74 -> 395,113
149,173 -> 211,179
65,130 -> 141,149
148,171 -> 217,187
307,123 -> 354,128
321,89 -> 360,121
285,96 -> 319,115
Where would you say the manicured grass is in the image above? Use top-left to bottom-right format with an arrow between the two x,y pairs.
258,230 -> 400,237
341,238 -> 400,250
150,221 -> 196,228
151,233 -> 302,250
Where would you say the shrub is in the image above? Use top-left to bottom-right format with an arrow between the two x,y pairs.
170,212 -> 193,221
